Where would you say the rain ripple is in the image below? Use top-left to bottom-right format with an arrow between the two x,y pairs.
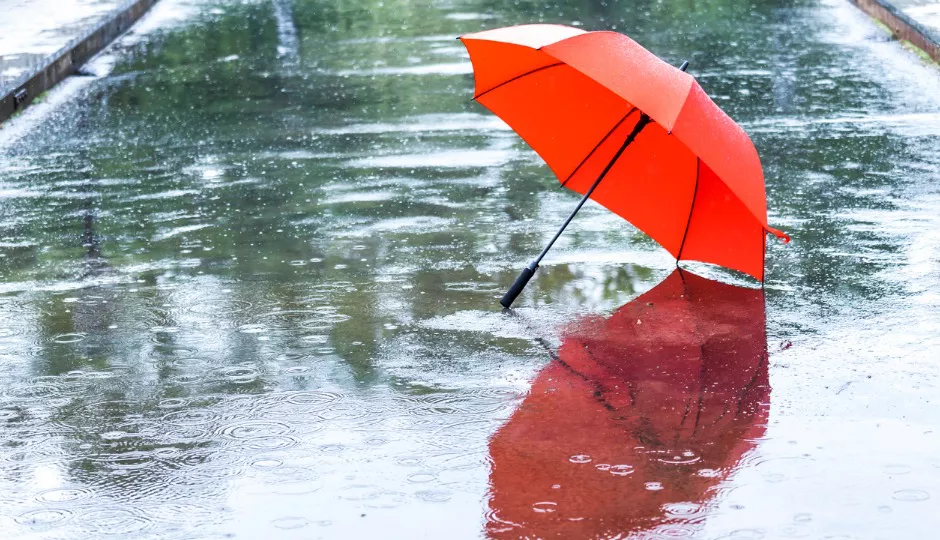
14,508 -> 73,528
73,507 -> 153,536
216,419 -> 299,451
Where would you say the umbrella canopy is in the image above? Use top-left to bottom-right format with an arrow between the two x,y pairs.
459,25 -> 788,287
486,269 -> 769,537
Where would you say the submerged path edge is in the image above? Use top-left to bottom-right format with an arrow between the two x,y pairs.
0,0 -> 159,125
848,0 -> 940,64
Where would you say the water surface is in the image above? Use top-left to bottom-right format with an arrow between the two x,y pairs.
1,0 -> 939,538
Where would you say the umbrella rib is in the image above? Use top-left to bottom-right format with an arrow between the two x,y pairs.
473,62 -> 565,101
676,157 -> 701,263
691,343 -> 708,436
704,351 -> 768,430
560,107 -> 639,189
735,351 -> 770,418
761,226 -> 767,283
535,338 -> 641,430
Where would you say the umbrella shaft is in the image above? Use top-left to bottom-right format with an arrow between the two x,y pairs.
532,113 -> 652,267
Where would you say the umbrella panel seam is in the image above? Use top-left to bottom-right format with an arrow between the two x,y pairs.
472,62 -> 565,101
676,157 -> 701,263
560,107 -> 639,189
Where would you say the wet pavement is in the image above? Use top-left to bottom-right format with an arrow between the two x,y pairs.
0,0 -> 124,91
1,0 -> 940,538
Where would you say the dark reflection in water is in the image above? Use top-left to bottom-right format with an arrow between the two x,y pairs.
488,270 -> 768,537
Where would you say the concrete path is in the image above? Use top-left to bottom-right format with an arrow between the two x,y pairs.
851,0 -> 940,62
0,0 -> 157,123
0,0 -> 123,91
894,0 -> 940,35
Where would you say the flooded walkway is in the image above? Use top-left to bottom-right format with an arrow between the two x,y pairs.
1,0 -> 939,538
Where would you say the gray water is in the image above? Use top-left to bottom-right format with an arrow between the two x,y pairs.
1,0 -> 939,538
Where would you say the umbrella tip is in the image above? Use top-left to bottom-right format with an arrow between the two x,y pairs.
766,226 -> 791,244
679,60 -> 690,72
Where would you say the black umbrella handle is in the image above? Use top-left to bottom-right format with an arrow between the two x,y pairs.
500,262 -> 538,309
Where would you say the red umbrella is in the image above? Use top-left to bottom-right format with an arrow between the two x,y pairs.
486,269 -> 769,537
458,25 -> 788,307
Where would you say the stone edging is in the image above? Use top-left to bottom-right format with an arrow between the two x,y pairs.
849,0 -> 940,63
0,0 -> 159,125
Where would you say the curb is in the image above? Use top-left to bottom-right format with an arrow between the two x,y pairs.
849,0 -> 940,63
0,0 -> 159,125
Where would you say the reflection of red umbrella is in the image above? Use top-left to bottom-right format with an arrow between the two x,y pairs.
458,25 -> 788,307
486,270 -> 769,538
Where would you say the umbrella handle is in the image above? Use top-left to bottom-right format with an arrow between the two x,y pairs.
500,262 -> 538,309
